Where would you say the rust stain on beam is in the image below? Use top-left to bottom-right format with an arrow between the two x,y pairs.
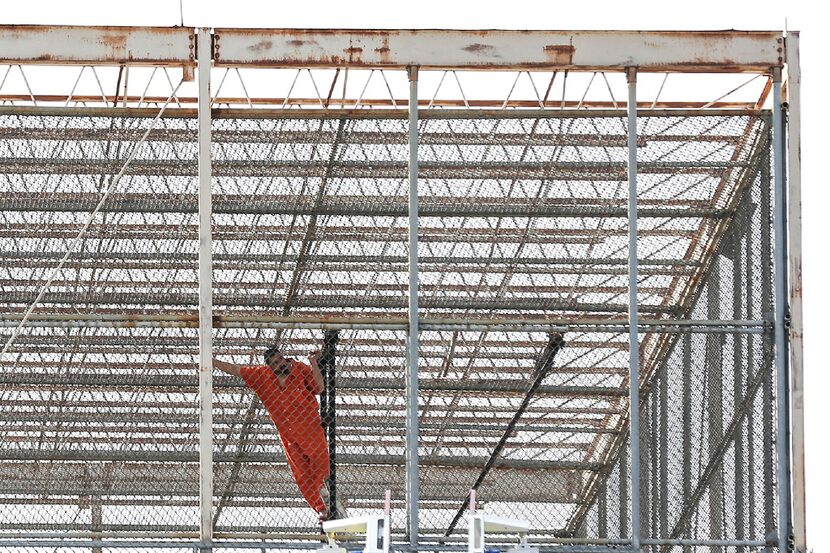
543,44 -> 576,64
212,29 -> 781,71
0,25 -> 196,66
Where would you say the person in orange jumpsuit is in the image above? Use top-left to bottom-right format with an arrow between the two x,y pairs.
213,345 -> 331,520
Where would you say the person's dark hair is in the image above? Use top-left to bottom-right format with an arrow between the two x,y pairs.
263,345 -> 283,363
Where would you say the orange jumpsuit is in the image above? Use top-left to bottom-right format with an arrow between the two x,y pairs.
240,361 -> 329,514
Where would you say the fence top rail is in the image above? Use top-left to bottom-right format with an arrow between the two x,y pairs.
0,106 -> 769,119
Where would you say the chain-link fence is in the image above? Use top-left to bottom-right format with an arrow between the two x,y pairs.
0,110 -> 201,538
578,118 -> 776,550
0,107 -> 780,551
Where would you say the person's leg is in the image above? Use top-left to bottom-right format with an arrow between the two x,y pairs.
283,438 -> 327,515
294,423 -> 331,513
300,423 -> 331,490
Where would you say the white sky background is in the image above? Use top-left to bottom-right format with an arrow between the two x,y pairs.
2,0 -> 828,549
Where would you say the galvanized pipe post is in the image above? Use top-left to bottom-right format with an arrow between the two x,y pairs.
732,230 -> 746,548
784,31 -> 806,553
197,27 -> 214,551
91,496 -> 102,553
625,66 -> 641,552
760,146 -> 776,548
681,334 -> 692,553
406,64 -> 421,546
706,256 -> 724,549
771,66 -> 792,553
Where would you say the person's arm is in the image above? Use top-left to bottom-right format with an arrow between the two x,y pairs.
213,358 -> 243,378
307,351 -> 324,395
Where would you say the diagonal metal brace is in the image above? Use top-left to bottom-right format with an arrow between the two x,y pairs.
442,332 -> 566,539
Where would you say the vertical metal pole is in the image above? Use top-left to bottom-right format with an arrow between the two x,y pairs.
771,66 -> 791,553
733,232 -> 746,552
658,363 -> 668,540
707,259 -> 724,551
197,27 -> 213,551
406,64 -> 420,546
784,31 -> 806,553
598,487 -> 607,539
681,334 -> 692,553
745,228 -> 757,543
761,143 -> 775,553
321,330 -> 339,517
625,66 -> 641,553
641,402 -> 651,540
619,446 -> 629,539
91,495 -> 102,553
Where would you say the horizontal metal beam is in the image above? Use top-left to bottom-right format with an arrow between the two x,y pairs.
0,258 -> 696,277
0,411 -> 613,429
0,250 -> 702,268
640,539 -> 773,547
0,127 -> 741,147
0,343 -> 622,362
211,29 -> 782,71
0,193 -> 732,219
14,540 -> 770,552
0,449 -> 602,470
0,412 -> 617,434
4,402 -> 618,422
0,541 -> 211,549
0,159 -> 742,179
0,279 -> 668,296
0,107 -> 765,119
0,290 -> 678,314
0,260 -> 694,280
0,328 -> 630,349
0,228 -> 695,245
0,25 -> 195,65
0,320 -> 764,334
0,223 -> 700,241
0,403 -> 619,420
0,541 -> 642,552
0,27 -> 783,72
0,538 -> 772,549
1,429 -> 591,451
5,364 -> 627,381
0,313 -> 762,332
0,371 -> 626,397
0,95 -> 766,109
4,404 -> 619,420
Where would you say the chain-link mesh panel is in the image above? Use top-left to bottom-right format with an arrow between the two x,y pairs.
417,113 -> 765,324
418,330 -> 628,542
578,119 -> 775,548
0,112 -> 199,538
0,108 -> 777,549
209,114 -> 411,538
212,115 -> 409,319
210,328 -> 407,537
410,111 -> 772,547
418,114 -> 630,321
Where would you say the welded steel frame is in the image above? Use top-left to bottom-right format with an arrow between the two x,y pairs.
0,25 -> 804,553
